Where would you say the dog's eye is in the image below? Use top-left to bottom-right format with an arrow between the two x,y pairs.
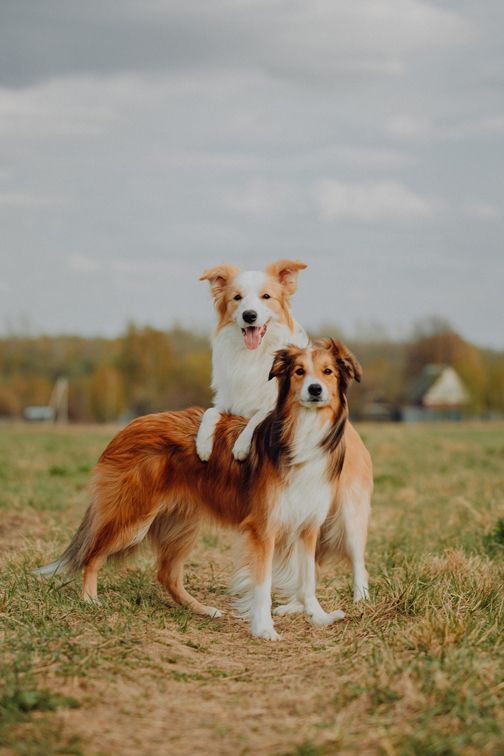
295,367 -> 305,376
262,293 -> 271,299
323,368 -> 333,375
233,294 -> 242,301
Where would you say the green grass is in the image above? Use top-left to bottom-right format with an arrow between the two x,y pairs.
0,421 -> 503,755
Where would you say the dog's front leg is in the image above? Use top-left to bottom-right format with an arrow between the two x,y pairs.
298,528 -> 345,626
247,530 -> 280,641
196,407 -> 221,461
232,407 -> 272,461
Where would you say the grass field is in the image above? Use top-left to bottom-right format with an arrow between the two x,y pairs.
0,421 -> 503,755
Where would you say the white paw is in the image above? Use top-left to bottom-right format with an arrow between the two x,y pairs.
82,594 -> 101,605
196,438 -> 213,462
353,586 -> 369,602
232,434 -> 252,461
308,609 -> 345,626
273,601 -> 304,616
251,624 -> 282,641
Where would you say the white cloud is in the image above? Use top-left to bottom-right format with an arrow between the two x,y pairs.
0,192 -> 69,208
0,78 -> 121,138
68,254 -> 102,273
267,0 -> 471,80
463,202 -> 500,220
388,113 -> 504,141
387,115 -> 433,140
224,180 -> 304,216
327,146 -> 416,171
315,179 -> 434,221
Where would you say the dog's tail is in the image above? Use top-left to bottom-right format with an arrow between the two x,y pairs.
34,506 -> 95,578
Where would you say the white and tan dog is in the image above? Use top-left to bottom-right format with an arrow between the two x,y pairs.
197,260 -> 371,604
196,259 -> 309,462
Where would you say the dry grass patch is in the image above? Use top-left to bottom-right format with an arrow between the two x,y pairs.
0,422 -> 503,754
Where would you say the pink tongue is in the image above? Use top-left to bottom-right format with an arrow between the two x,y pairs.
243,326 -> 262,350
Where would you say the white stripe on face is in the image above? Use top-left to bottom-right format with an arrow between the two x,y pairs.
300,349 -> 330,406
233,271 -> 275,328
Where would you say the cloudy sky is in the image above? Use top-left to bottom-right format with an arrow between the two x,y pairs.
0,0 -> 502,346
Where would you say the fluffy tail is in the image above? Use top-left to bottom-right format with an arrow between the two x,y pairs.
34,557 -> 68,577
34,506 -> 95,577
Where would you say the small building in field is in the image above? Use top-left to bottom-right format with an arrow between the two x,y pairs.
401,364 -> 470,422
23,377 -> 69,423
23,406 -> 55,422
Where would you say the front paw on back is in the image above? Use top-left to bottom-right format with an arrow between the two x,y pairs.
196,437 -> 214,462
232,434 -> 251,461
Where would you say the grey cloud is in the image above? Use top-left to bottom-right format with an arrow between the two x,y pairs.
0,0 -> 471,88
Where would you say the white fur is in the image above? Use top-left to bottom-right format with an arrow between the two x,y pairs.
211,317 -> 307,416
196,267 -> 308,462
195,407 -> 222,462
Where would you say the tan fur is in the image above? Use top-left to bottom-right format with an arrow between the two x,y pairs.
264,259 -> 308,296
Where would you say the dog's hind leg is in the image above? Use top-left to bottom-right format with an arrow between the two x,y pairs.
82,555 -> 106,603
150,508 -> 222,618
75,462 -> 165,602
80,508 -> 159,602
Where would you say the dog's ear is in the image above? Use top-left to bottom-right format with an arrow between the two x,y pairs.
265,259 -> 308,297
322,338 -> 362,384
268,348 -> 294,381
199,264 -> 241,298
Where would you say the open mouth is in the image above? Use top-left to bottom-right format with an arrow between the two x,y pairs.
241,324 -> 268,350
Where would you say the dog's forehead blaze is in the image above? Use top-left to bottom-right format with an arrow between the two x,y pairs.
234,270 -> 267,296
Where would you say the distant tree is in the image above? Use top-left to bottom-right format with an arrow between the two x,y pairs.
164,351 -> 212,410
0,385 -> 21,417
89,365 -> 126,422
0,320 -> 501,422
116,324 -> 174,414
482,353 -> 504,412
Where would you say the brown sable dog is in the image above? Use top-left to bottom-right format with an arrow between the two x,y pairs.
36,340 -> 372,640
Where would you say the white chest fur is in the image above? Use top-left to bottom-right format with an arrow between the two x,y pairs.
211,320 -> 308,416
274,410 -> 332,534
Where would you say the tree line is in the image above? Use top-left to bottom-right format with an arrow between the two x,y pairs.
0,320 -> 502,422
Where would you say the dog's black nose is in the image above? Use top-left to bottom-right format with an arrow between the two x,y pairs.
242,310 -> 257,324
308,383 -> 323,397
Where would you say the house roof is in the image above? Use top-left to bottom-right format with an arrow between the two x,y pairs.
410,364 -> 469,407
